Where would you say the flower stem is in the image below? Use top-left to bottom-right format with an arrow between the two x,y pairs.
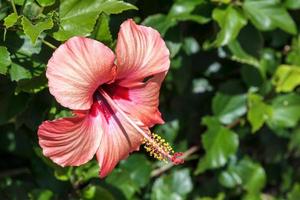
42,39 -> 57,50
10,0 -> 18,16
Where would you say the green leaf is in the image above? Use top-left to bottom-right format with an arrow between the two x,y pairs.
219,167 -> 242,188
219,158 -> 266,194
235,158 -> 266,193
182,37 -> 200,55
4,13 -> 18,29
168,0 -> 205,18
196,193 -> 225,200
9,63 -> 32,81
14,0 -> 25,5
243,0 -> 297,34
21,16 -> 54,44
166,41 -> 182,58
0,46 -> 12,75
212,92 -> 247,125
106,169 -> 139,199
247,93 -> 273,133
119,154 -> 151,188
15,74 -> 47,94
284,0 -> 300,10
195,117 -> 239,174
82,185 -> 115,200
53,0 -> 137,41
227,40 -> 259,67
74,161 -> 99,182
268,93 -> 300,129
209,6 -> 247,47
272,65 -> 300,92
28,189 -> 53,200
36,0 -> 55,7
100,0 -> 137,14
151,169 -> 193,200
168,0 -> 210,24
0,78 -> 30,125
92,14 -> 113,46
142,14 -> 177,36
288,183 -> 300,200
289,128 -> 300,155
286,36 -> 300,65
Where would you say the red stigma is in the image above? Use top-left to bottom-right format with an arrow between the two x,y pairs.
171,152 -> 184,165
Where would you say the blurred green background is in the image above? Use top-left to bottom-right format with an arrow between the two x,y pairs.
1,0 -> 300,199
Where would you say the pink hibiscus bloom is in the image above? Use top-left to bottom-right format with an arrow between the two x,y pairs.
38,19 -> 183,178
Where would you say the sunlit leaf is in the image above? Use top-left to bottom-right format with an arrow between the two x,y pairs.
243,0 -> 297,34
195,117 -> 239,174
0,46 -> 12,75
247,93 -> 272,133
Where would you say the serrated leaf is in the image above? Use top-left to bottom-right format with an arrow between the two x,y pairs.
243,0 -> 297,34
208,6 -> 247,47
272,65 -> 300,92
0,46 -> 12,75
195,117 -> 239,174
212,92 -> 247,125
21,16 -> 53,44
4,13 -> 18,29
247,93 -> 272,133
53,0 -> 137,41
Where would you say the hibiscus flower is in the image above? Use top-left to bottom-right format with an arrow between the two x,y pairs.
38,19 -> 183,178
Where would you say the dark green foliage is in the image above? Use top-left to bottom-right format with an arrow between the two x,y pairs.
1,0 -> 300,199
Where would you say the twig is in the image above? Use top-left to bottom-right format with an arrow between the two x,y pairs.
150,118 -> 242,177
150,146 -> 199,177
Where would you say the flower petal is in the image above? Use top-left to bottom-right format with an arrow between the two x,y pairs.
38,110 -> 104,167
96,110 -> 145,178
107,72 -> 166,127
116,19 -> 170,86
47,36 -> 116,110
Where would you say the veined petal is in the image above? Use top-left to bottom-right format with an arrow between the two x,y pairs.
47,37 -> 116,110
96,110 -> 145,178
38,110 -> 104,167
116,19 -> 170,86
107,72 -> 166,127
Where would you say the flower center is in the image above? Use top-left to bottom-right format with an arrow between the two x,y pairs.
95,87 -> 184,165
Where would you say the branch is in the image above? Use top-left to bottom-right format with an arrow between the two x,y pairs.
0,168 -> 30,178
150,146 -> 199,177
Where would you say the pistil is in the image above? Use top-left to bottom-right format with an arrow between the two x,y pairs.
98,88 -> 184,165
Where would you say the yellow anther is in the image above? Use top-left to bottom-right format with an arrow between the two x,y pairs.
142,132 -> 174,162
